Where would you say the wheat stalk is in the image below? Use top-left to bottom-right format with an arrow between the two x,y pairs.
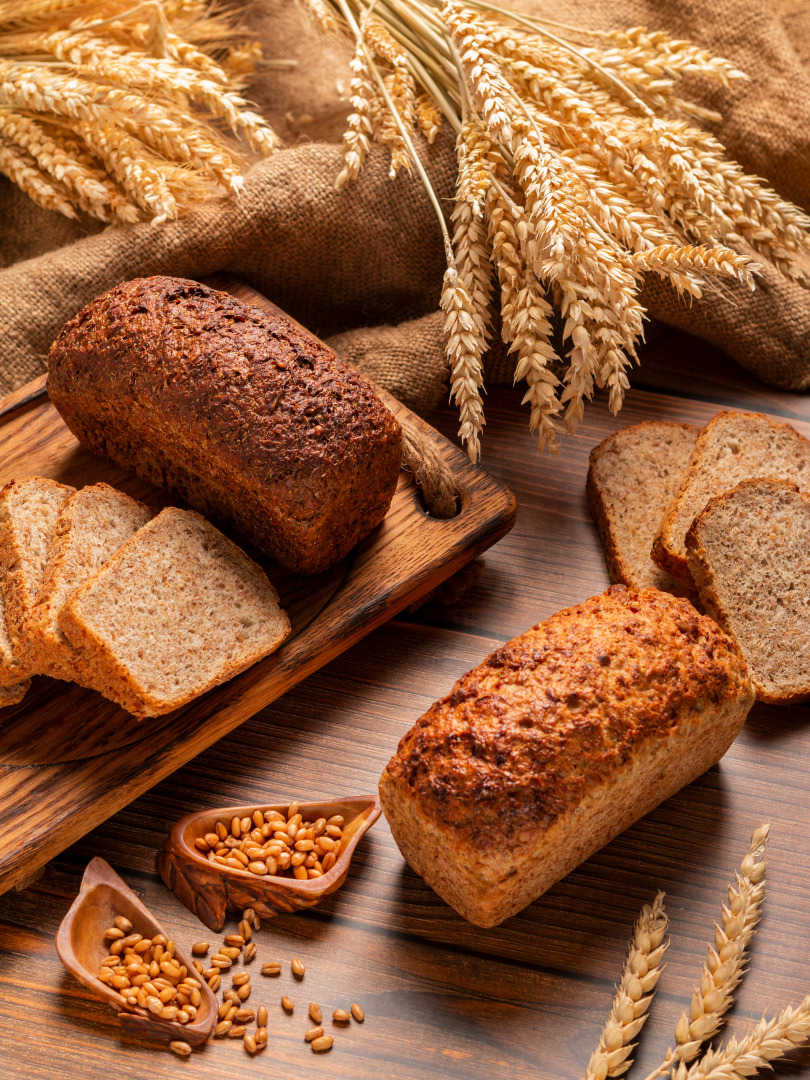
642,825 -> 770,1080
318,0 -> 810,457
673,996 -> 810,1080
582,892 -> 669,1080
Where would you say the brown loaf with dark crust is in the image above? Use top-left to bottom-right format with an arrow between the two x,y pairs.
379,585 -> 754,927
46,276 -> 403,575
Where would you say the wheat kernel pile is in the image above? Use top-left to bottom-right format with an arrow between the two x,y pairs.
194,802 -> 346,880
95,915 -> 202,1024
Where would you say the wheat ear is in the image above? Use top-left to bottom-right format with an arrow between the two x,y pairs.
582,892 -> 669,1080
674,995 -> 810,1080
643,824 -> 769,1080
442,267 -> 485,463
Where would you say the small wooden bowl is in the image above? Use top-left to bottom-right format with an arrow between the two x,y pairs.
56,857 -> 217,1047
157,795 -> 381,932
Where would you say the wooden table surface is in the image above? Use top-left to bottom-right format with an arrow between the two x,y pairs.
2,328 -> 810,1080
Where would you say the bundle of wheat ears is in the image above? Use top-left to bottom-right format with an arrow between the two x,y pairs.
0,0 -> 285,225
582,826 -> 810,1080
297,0 -> 810,460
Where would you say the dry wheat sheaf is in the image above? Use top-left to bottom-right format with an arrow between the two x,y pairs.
0,0 -> 285,225
304,0 -> 810,460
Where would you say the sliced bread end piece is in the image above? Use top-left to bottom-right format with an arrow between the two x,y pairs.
0,475 -> 76,679
22,483 -> 155,681
686,477 -> 810,705
58,507 -> 291,718
653,410 -> 810,585
587,420 -> 700,601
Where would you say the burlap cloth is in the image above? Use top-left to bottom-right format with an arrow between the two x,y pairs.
2,0 -> 810,425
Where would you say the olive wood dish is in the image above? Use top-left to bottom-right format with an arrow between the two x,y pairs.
56,857 -> 217,1046
157,795 -> 381,931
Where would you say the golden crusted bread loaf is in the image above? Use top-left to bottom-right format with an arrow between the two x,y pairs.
379,586 -> 754,927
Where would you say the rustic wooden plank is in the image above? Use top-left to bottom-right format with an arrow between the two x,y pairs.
2,325 -> 810,1079
0,285 -> 516,893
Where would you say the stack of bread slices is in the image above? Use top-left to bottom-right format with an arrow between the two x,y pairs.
588,411 -> 810,705
0,477 -> 290,717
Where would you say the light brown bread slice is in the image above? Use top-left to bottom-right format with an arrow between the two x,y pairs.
652,411 -> 810,585
22,483 -> 154,681
59,507 -> 291,718
0,679 -> 31,708
0,475 -> 76,681
686,478 -> 810,704
587,420 -> 700,600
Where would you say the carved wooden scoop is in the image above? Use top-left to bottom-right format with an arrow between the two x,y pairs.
56,857 -> 217,1047
157,795 -> 381,932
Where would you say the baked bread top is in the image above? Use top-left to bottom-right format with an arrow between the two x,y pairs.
383,585 -> 752,852
47,276 -> 403,574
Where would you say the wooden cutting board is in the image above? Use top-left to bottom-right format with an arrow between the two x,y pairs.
0,281 -> 515,894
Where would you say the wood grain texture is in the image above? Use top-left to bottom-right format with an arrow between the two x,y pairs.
2,323 -> 810,1080
0,284 -> 515,893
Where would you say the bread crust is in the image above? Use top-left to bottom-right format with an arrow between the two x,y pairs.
380,585 -> 754,927
587,420 -> 700,599
47,277 -> 403,576
652,411 -> 810,584
686,477 -> 809,705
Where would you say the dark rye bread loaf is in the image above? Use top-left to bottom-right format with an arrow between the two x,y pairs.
380,586 -> 754,927
47,277 -> 403,575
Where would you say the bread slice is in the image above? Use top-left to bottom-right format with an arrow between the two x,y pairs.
686,478 -> 810,704
587,421 -> 700,599
652,411 -> 810,585
0,679 -> 31,708
22,483 -> 154,681
58,507 -> 291,718
0,476 -> 76,680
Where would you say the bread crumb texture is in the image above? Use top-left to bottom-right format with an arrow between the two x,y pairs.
653,411 -> 810,583
587,420 -> 699,597
687,478 -> 810,704
59,506 -> 290,717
